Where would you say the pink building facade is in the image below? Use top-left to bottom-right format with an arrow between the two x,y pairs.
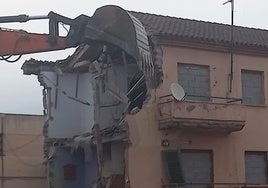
127,12 -> 268,188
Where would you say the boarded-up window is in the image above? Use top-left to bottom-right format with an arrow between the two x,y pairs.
64,164 -> 76,180
163,150 -> 212,187
242,70 -> 264,105
178,63 -> 210,101
245,152 -> 267,184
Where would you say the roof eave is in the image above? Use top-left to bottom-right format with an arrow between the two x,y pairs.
157,35 -> 268,57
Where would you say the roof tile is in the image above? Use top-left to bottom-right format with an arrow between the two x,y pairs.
130,11 -> 268,49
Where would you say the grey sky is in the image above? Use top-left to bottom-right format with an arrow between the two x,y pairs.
0,0 -> 267,115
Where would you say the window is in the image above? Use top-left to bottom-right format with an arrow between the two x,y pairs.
178,63 -> 210,101
162,151 -> 184,184
64,164 -> 76,180
242,70 -> 264,105
103,142 -> 111,161
245,151 -> 268,184
163,150 -> 213,187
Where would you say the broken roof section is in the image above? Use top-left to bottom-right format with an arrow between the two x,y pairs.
22,5 -> 162,129
23,5 -> 160,88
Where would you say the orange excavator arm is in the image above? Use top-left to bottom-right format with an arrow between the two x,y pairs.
0,12 -> 89,61
0,29 -> 66,56
0,6 -> 151,66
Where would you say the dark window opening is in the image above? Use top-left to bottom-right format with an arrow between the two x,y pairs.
64,164 -> 76,180
103,142 -> 112,161
127,71 -> 147,112
162,151 -> 184,184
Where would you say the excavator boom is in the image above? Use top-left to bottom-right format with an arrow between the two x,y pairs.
0,11 -> 87,58
0,29 -> 67,56
0,6 -> 153,82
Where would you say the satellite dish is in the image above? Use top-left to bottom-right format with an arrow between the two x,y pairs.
170,83 -> 185,101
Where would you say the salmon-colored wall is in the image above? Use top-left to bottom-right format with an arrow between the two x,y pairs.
0,114 -> 47,188
127,45 -> 268,188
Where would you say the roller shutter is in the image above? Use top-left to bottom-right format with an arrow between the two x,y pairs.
245,152 -> 267,184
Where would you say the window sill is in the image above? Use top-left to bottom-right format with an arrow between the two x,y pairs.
243,104 -> 267,108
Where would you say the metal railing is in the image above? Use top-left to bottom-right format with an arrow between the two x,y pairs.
160,94 -> 243,104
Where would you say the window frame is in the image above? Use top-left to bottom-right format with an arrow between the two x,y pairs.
245,151 -> 268,185
64,163 -> 76,180
241,69 -> 265,105
180,149 -> 214,185
162,150 -> 185,184
178,63 -> 211,101
162,149 -> 214,186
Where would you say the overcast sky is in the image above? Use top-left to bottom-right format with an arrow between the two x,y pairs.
0,0 -> 267,115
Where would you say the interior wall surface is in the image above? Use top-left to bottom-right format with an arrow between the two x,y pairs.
42,72 -> 95,138
49,148 -> 85,188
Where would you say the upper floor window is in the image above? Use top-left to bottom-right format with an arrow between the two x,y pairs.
178,63 -> 210,101
241,70 -> 264,105
245,151 -> 268,184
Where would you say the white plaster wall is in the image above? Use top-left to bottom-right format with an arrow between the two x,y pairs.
42,72 -> 95,138
96,65 -> 129,128
42,61 -> 137,137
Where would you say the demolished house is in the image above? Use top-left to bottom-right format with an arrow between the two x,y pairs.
22,5 -> 161,188
22,4 -> 268,188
